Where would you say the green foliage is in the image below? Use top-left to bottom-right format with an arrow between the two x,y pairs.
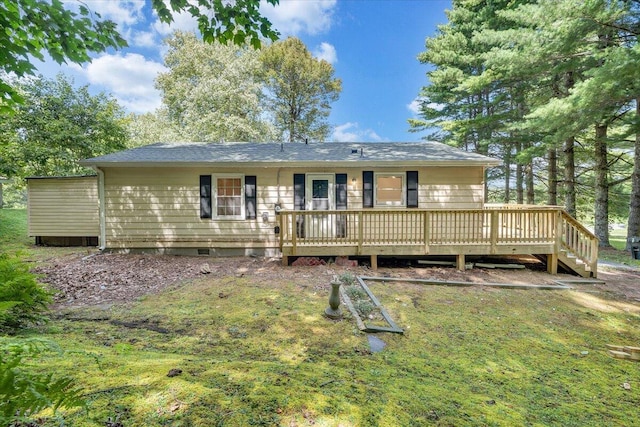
338,272 -> 355,286
0,74 -> 128,180
0,0 -> 127,113
344,284 -> 366,301
151,0 -> 279,49
0,338 -> 84,424
412,0 -> 640,242
1,0 -> 279,114
0,253 -> 51,333
0,209 -> 29,250
155,31 -> 275,143
260,37 -> 342,142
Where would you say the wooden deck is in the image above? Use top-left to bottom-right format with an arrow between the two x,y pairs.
278,206 -> 598,277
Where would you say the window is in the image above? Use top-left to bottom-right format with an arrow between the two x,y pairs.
375,173 -> 404,206
216,176 -> 243,217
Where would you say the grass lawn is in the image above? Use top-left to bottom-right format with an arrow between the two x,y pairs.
3,210 -> 640,426
0,208 -> 31,252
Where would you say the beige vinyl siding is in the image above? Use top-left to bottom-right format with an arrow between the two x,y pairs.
103,167 -> 279,249
101,165 -> 486,250
27,176 -> 99,236
273,166 -> 484,211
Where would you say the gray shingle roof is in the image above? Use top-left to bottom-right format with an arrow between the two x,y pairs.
80,141 -> 501,167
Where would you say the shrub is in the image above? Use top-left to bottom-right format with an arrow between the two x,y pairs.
0,254 -> 52,333
338,273 -> 356,286
0,338 -> 85,424
345,285 -> 367,301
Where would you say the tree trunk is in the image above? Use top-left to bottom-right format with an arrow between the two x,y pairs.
526,163 -> 535,204
516,141 -> 523,204
594,123 -> 610,247
547,147 -> 557,205
627,98 -> 640,250
563,136 -> 576,217
504,143 -> 512,203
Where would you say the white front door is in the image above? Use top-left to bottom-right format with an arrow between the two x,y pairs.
306,174 -> 334,238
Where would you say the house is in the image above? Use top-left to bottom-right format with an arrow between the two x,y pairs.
29,141 -> 598,277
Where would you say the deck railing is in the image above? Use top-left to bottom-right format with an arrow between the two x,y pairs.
278,207 -> 598,273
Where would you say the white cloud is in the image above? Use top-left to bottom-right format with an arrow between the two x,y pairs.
86,1 -> 144,27
407,98 -> 445,116
313,42 -> 337,64
407,98 -> 422,116
152,9 -> 199,36
260,0 -> 337,36
80,53 -> 167,113
132,30 -> 159,48
332,122 -> 384,143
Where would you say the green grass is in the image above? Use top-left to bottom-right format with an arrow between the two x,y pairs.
0,208 -> 31,252
12,271 -> 640,426
601,227 -> 640,268
3,209 -> 640,425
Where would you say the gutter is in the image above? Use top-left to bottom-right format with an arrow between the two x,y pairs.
93,166 -> 107,251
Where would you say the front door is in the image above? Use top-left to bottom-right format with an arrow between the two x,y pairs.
306,174 -> 334,238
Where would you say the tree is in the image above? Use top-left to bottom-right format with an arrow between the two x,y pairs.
260,37 -> 342,142
0,0 -> 279,113
413,0 -> 640,247
155,31 -> 274,142
126,110 -> 183,147
0,74 -> 128,179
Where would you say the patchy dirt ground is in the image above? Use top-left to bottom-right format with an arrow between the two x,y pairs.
31,252 -> 640,309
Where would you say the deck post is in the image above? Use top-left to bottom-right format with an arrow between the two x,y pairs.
547,253 -> 558,274
456,254 -> 465,271
357,211 -> 364,254
371,254 -> 378,270
292,211 -> 297,253
423,211 -> 430,253
490,210 -> 498,254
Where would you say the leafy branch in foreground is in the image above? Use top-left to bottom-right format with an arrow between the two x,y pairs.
0,253 -> 52,333
0,338 -> 85,424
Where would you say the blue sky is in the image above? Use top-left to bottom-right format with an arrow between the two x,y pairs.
36,0 -> 451,142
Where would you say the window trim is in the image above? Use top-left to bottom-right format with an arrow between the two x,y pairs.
213,174 -> 245,219
374,172 -> 405,207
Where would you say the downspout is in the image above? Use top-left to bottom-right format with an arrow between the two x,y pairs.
93,166 -> 107,251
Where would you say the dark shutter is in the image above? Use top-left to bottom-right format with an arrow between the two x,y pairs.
335,174 -> 347,210
363,171 -> 373,208
200,175 -> 212,219
294,174 -> 305,210
293,174 -> 305,238
407,171 -> 418,208
245,175 -> 257,219
336,174 -> 348,238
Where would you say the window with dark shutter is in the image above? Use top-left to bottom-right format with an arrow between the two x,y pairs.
294,174 -> 305,210
245,175 -> 257,219
363,171 -> 373,208
293,174 -> 305,238
407,171 -> 418,208
336,174 -> 347,237
200,175 -> 212,219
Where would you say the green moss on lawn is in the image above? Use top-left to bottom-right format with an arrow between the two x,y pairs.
18,273 -> 640,426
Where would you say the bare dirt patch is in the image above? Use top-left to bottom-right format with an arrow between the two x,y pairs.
31,252 -> 640,309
